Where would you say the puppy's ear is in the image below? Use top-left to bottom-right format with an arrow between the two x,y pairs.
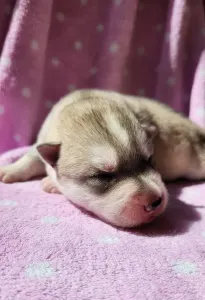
36,143 -> 61,167
141,123 -> 157,140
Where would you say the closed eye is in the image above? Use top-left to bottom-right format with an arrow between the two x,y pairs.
86,172 -> 116,193
94,172 -> 115,181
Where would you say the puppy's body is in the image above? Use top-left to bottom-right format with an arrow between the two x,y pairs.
1,90 -> 205,227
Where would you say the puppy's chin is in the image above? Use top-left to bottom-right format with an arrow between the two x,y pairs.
56,176 -> 168,228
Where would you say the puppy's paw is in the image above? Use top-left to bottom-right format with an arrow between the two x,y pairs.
41,176 -> 61,194
0,165 -> 26,183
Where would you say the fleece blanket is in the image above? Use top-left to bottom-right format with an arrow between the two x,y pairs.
0,147 -> 205,300
0,0 -> 204,153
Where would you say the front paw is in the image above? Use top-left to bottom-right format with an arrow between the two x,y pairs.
0,165 -> 26,183
41,176 -> 61,194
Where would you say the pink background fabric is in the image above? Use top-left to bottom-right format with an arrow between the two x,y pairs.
0,1 -> 205,299
0,0 -> 204,153
0,147 -> 205,300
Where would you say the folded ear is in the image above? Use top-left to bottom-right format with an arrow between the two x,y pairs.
36,143 -> 61,167
141,123 -> 157,140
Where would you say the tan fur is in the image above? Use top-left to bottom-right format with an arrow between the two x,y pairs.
0,89 -> 204,228
125,95 -> 205,180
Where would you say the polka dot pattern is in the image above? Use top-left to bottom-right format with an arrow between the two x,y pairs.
172,261 -> 197,275
0,200 -> 17,206
137,88 -> 145,96
165,32 -> 170,42
41,216 -> 60,224
73,41 -> 83,51
30,40 -> 39,51
51,57 -> 60,67
98,235 -> 120,244
80,0 -> 88,6
137,46 -> 145,56
115,0 -> 122,5
109,42 -> 119,53
0,0 -> 203,163
44,100 -> 53,109
0,148 -> 205,299
96,24 -> 104,32
13,134 -> 21,142
21,87 -> 31,98
68,84 -> 76,92
167,76 -> 175,86
25,262 -> 55,279
56,12 -> 65,22
0,57 -> 11,68
0,105 -> 5,115
155,24 -> 163,32
89,67 -> 98,75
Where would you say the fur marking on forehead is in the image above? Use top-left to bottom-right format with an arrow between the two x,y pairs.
90,145 -> 118,172
105,113 -> 129,146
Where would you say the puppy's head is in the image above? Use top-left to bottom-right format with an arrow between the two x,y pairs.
37,98 -> 168,228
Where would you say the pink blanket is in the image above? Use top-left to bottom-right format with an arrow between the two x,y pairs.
0,147 -> 205,300
0,1 -> 205,299
0,0 -> 204,153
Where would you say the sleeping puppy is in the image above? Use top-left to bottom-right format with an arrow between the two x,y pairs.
0,89 -> 205,228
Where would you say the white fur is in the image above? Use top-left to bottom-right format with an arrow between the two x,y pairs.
105,114 -> 129,146
89,145 -> 117,171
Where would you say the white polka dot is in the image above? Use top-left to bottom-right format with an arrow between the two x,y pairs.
80,0 -> 88,6
98,235 -> 120,244
45,100 -> 53,109
96,24 -> 104,32
115,0 -> 122,5
0,105 -> 5,115
137,89 -> 145,96
109,42 -> 119,53
196,107 -> 205,118
25,262 -> 55,279
200,69 -> 205,78
165,32 -> 170,42
0,57 -> 11,68
21,87 -> 31,98
172,260 -> 197,275
167,76 -> 175,86
41,216 -> 59,224
74,41 -> 83,51
156,24 -> 163,32
4,4 -> 12,15
30,39 -> 39,51
137,46 -> 145,56
68,84 -> 76,92
0,200 -> 17,207
51,57 -> 60,67
13,134 -> 21,142
56,12 -> 65,22
89,67 -> 98,75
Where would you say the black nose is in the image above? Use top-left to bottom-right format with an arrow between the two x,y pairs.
151,197 -> 162,209
145,197 -> 162,212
